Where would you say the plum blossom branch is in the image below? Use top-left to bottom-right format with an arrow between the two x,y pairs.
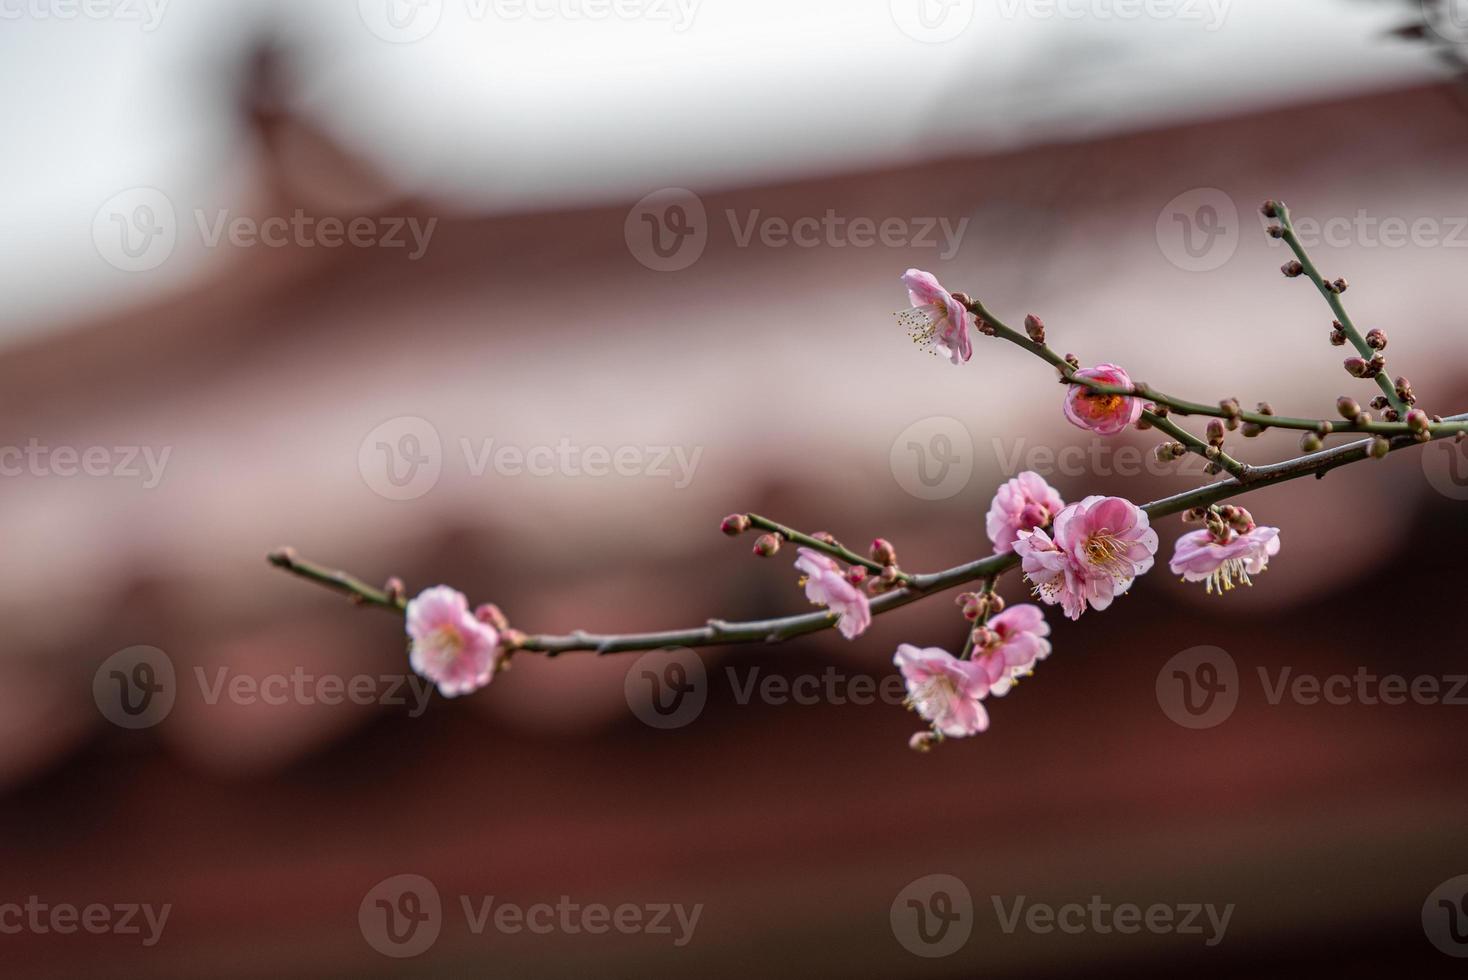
269,198 -> 1467,748
267,411 -> 1465,655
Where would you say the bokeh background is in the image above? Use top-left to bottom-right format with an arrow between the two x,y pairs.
4,0 -> 1468,975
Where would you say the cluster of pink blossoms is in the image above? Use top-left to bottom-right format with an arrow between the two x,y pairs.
393,269 -> 1284,732
891,271 -> 1284,744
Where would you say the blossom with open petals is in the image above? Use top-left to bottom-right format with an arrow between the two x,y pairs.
986,472 -> 1066,554
973,604 -> 1053,695
406,586 -> 503,697
893,644 -> 990,737
1170,525 -> 1281,594
1063,363 -> 1143,435
896,269 -> 972,365
1016,495 -> 1158,621
794,548 -> 872,640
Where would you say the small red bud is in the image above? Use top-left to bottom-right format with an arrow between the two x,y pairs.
1365,328 -> 1387,351
720,514 -> 751,536
1407,409 -> 1430,435
1023,314 -> 1046,344
869,538 -> 898,566
752,534 -> 781,557
1282,261 -> 1304,278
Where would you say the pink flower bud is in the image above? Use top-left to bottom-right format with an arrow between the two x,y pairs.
1206,419 -> 1226,447
1407,409 -> 1430,435
1024,314 -> 1046,344
475,603 -> 509,631
753,534 -> 781,557
720,514 -> 751,536
1337,396 -> 1360,420
1366,328 -> 1388,350
1344,356 -> 1370,378
869,538 -> 898,566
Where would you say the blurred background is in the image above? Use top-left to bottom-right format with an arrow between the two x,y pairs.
4,0 -> 1468,975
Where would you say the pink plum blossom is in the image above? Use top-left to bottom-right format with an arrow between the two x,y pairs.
896,269 -> 973,365
406,586 -> 503,698
1015,495 -> 1158,621
893,644 -> 991,738
986,471 -> 1066,554
1170,525 -> 1281,594
794,548 -> 872,640
1063,363 -> 1144,435
973,604 -> 1053,695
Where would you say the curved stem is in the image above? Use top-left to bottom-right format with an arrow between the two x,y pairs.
268,414 -> 1465,656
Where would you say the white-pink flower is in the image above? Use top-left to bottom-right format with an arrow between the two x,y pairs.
1063,363 -> 1144,435
973,604 -> 1052,695
794,548 -> 872,640
893,644 -> 991,738
986,472 -> 1066,554
1015,495 -> 1158,621
1170,525 -> 1281,594
896,269 -> 973,365
406,586 -> 503,698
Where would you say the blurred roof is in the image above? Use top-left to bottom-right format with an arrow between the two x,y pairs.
0,0 -> 1445,336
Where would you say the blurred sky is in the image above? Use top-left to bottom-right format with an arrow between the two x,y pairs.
0,0 -> 1440,338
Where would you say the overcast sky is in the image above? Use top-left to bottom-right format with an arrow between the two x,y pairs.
0,0 -> 1442,338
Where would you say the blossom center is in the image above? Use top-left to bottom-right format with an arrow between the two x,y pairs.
1082,531 -> 1134,580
